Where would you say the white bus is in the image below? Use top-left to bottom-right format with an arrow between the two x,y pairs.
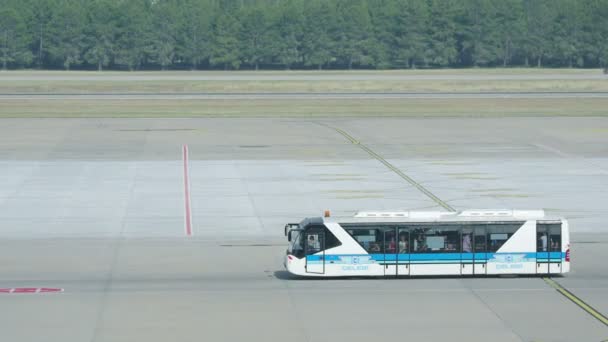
284,210 -> 570,277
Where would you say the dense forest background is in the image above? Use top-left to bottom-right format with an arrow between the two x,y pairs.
1,0 -> 607,71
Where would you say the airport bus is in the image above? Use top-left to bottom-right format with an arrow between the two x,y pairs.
284,210 -> 570,277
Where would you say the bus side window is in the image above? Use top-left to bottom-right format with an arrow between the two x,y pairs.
324,227 -> 342,251
410,226 -> 460,253
474,227 -> 486,252
305,225 -> 341,254
550,231 -> 561,251
486,223 -> 522,252
305,234 -> 322,255
537,223 -> 561,252
550,225 -> 561,251
343,227 -> 380,253
537,231 -> 547,252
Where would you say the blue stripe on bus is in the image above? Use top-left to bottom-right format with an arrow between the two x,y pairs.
306,252 -> 565,264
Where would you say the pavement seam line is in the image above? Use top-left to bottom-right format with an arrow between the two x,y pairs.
467,286 -> 526,342
318,122 -> 456,212
543,277 -> 608,327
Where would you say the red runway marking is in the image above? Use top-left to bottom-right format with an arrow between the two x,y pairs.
182,144 -> 193,237
0,288 -> 63,294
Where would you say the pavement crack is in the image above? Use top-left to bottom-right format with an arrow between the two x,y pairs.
89,238 -> 123,342
466,283 -> 526,342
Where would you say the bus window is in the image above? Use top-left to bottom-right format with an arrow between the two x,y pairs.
289,230 -> 305,258
397,228 -> 409,253
344,228 -> 383,253
305,233 -> 322,255
487,223 -> 522,252
538,223 -> 561,252
536,230 -> 547,252
474,226 -> 486,252
306,225 -> 341,255
550,229 -> 561,251
324,228 -> 341,250
462,227 -> 473,253
384,229 -> 397,254
410,226 -> 460,253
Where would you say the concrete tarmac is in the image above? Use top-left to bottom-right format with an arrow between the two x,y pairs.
2,91 -> 608,100
0,118 -> 607,341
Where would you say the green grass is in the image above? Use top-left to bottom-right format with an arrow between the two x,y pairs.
1,69 -> 606,93
2,79 -> 608,93
1,70 -> 606,118
1,98 -> 607,118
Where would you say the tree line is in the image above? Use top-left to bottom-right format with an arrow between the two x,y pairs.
1,0 -> 607,71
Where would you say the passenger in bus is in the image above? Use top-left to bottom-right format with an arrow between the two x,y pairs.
369,242 -> 381,253
398,235 -> 408,253
550,239 -> 558,250
539,234 -> 547,251
386,237 -> 396,253
417,237 -> 427,252
462,234 -> 472,252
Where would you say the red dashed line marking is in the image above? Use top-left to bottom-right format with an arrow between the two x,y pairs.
183,144 -> 193,237
0,288 -> 64,294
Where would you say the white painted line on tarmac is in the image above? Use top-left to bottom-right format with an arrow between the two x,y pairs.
533,142 -> 572,158
182,144 -> 193,237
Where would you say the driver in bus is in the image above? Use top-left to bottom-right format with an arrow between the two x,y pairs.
308,235 -> 320,252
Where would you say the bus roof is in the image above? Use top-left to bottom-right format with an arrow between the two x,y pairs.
324,209 -> 563,224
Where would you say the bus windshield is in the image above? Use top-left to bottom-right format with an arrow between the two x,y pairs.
288,230 -> 304,258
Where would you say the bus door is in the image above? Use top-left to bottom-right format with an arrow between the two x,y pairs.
536,223 -> 549,274
305,229 -> 325,274
548,225 -> 562,274
537,223 -> 562,274
396,227 -> 410,276
383,228 -> 397,277
461,227 -> 474,275
473,226 -> 487,275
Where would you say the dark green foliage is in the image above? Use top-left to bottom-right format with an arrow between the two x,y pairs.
2,0 -> 607,70
114,0 -> 151,71
0,1 -> 33,70
210,12 -> 241,69
47,0 -> 86,70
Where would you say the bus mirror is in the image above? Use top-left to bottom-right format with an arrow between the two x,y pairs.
284,224 -> 288,236
288,230 -> 293,242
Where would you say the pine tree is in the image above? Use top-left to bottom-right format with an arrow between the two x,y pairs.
0,5 -> 33,70
84,0 -> 119,71
25,0 -> 54,68
426,0 -> 459,67
210,13 -> 241,70
239,4 -> 272,70
148,1 -> 178,70
333,0 -> 374,69
301,0 -> 335,69
48,0 -> 86,70
114,0 -> 150,71
271,0 -> 304,69
176,0 -> 213,70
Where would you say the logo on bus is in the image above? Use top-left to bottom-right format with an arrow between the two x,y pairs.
342,265 -> 369,271
339,256 -> 371,265
491,254 -> 526,270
